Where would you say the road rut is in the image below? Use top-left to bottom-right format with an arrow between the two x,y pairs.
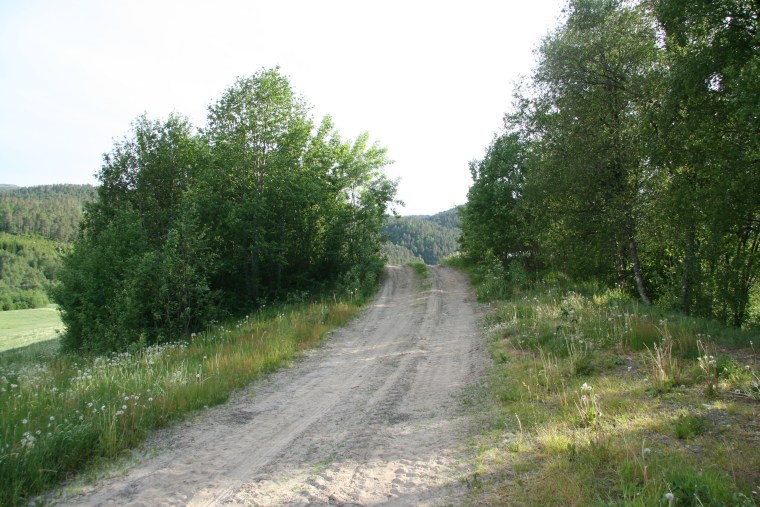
56,265 -> 487,506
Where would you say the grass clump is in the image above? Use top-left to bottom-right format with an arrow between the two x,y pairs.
448,258 -> 760,506
0,299 -> 362,506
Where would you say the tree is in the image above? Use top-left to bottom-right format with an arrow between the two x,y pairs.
651,0 -> 760,325
202,68 -> 313,306
460,133 -> 531,265
519,0 -> 662,303
55,115 -> 214,352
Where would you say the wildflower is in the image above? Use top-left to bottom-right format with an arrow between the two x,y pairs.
642,447 -> 651,458
20,432 -> 36,449
665,492 -> 674,504
79,415 -> 84,421
22,418 -> 28,424
49,416 -> 55,421
121,405 -> 127,410
10,384 -> 18,389
115,410 -> 124,417
148,397 -> 153,402
581,383 -> 592,393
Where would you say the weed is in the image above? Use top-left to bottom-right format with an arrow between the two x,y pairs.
674,413 -> 706,439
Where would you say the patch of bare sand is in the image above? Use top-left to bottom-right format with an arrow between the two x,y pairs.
53,265 -> 488,506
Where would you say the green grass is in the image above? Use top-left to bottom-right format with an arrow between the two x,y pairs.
449,258 -> 760,506
408,261 -> 431,290
0,306 -> 62,353
0,299 -> 363,506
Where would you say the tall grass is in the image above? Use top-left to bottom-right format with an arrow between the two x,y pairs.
0,300 -> 361,506
449,258 -> 760,506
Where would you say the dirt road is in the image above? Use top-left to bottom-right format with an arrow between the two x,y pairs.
56,265 -> 488,506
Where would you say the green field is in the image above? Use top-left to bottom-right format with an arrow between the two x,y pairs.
0,306 -> 62,353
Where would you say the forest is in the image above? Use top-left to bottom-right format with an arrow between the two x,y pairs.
52,68 -> 398,353
0,185 -> 94,310
0,184 -> 96,242
0,233 -> 65,310
383,208 -> 460,265
459,0 -> 759,328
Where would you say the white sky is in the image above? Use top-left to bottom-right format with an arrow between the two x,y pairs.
0,0 -> 564,216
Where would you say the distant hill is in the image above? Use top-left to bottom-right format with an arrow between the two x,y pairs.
0,184 -> 96,310
383,207 -> 461,265
0,232 -> 66,310
0,184 -> 96,242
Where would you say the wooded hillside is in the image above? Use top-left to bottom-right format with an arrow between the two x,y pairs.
0,233 -> 65,310
0,185 -> 95,310
0,184 -> 96,242
383,208 -> 460,265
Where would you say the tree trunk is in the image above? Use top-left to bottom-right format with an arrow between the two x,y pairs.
680,225 -> 695,314
628,236 -> 652,305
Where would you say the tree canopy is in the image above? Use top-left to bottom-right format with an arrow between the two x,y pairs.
54,68 -> 398,353
459,0 -> 759,327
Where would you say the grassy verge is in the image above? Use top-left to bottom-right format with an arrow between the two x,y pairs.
0,299 -> 363,506
408,261 -> 431,289
448,257 -> 760,506
0,306 -> 62,353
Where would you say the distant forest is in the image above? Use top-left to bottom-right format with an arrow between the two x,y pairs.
383,208 -> 460,265
0,184 -> 96,242
0,185 -> 93,310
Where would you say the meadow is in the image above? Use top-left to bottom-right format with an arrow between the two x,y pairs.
0,299 -> 362,506
450,258 -> 760,506
0,306 -> 62,353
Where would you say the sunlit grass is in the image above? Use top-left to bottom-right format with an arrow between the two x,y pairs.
450,258 -> 760,506
0,300 -> 362,506
0,306 -> 62,353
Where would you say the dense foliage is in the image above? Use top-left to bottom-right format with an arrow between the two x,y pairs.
0,184 -> 96,242
0,233 -> 65,310
0,185 -> 95,311
460,0 -> 759,327
383,208 -> 460,265
54,69 -> 397,353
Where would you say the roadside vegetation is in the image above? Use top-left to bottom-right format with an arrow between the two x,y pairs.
456,2 -> 758,501
54,67 -> 396,354
451,256 -> 759,506
0,299 -> 363,506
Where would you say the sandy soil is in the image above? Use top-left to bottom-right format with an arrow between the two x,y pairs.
54,265 -> 488,506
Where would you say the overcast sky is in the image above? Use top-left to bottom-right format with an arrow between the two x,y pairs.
0,0 -> 565,215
